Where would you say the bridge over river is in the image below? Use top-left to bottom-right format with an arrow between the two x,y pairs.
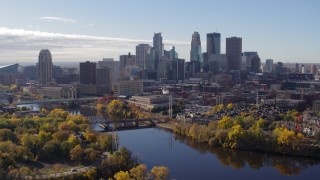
87,116 -> 166,131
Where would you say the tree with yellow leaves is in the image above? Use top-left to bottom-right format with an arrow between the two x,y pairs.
114,171 -> 132,180
150,166 -> 169,180
218,116 -> 235,129
273,127 -> 304,148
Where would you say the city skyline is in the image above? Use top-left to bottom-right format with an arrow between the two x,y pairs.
0,0 -> 319,63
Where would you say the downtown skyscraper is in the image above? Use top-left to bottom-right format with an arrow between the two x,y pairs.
153,33 -> 163,60
207,32 -> 221,59
38,49 -> 52,85
226,37 -> 242,71
190,32 -> 203,63
136,44 -> 151,70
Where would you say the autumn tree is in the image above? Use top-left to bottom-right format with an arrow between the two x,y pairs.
129,164 -> 148,180
107,100 -> 129,120
150,166 -> 169,180
70,145 -> 84,162
114,171 -> 132,180
273,127 -> 304,148
227,125 -> 245,148
218,116 -> 235,129
227,103 -> 234,109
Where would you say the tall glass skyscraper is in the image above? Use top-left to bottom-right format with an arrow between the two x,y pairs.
38,49 -> 52,85
190,32 -> 202,63
153,33 -> 163,58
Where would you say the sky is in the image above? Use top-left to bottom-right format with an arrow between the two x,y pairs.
0,0 -> 319,64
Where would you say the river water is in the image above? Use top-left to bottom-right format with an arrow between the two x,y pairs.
18,104 -> 320,179
117,128 -> 320,180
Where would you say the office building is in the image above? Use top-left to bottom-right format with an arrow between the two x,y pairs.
226,37 -> 242,71
153,33 -> 163,61
120,53 -> 136,77
145,48 -> 156,70
80,61 -> 96,85
190,32 -> 203,63
164,46 -> 178,59
250,56 -> 261,73
311,64 -> 317,75
38,49 -> 52,85
112,79 -> 143,96
167,59 -> 185,81
128,95 -> 170,111
242,52 -> 258,71
96,68 -> 112,93
136,44 -> 151,70
207,33 -> 221,59
266,59 -> 274,73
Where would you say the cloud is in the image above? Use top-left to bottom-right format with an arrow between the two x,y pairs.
39,16 -> 78,23
0,27 -> 189,62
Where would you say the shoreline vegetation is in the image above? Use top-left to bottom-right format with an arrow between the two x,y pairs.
98,99 -> 320,159
156,119 -> 320,159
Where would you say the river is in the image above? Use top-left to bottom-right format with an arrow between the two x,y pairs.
117,128 -> 320,180
18,104 -> 320,179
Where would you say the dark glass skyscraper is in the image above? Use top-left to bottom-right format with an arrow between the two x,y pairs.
226,37 -> 242,71
153,33 -> 163,59
207,32 -> 221,59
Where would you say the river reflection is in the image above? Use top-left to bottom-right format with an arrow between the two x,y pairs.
118,128 -> 320,180
173,132 -> 319,176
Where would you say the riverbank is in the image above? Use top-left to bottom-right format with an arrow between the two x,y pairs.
156,122 -> 175,131
156,121 -> 320,159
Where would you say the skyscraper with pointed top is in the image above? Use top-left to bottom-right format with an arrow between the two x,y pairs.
190,32 -> 202,63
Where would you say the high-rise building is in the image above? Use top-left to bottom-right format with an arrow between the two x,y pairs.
136,44 -> 151,70
301,64 -> 306,74
96,68 -> 112,93
80,61 -> 96,85
250,56 -> 261,73
120,53 -> 136,77
226,37 -> 242,71
164,46 -> 178,59
98,58 -> 115,82
266,59 -> 274,73
190,32 -> 202,63
38,49 -> 52,85
145,48 -> 156,70
207,33 -> 221,59
311,64 -> 317,75
153,33 -> 163,60
242,52 -> 258,70
167,59 -> 185,81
